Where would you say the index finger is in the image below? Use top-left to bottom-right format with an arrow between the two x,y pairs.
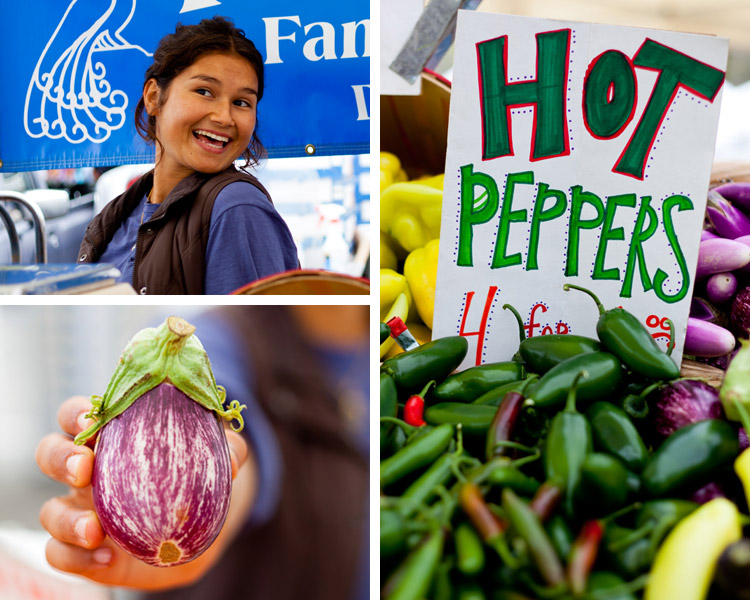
58,396 -> 96,440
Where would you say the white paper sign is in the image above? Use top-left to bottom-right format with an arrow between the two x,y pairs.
433,11 -> 729,369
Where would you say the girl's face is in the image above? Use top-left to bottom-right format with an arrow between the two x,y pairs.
145,52 -> 259,178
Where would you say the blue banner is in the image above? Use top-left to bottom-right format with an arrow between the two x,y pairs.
1,0 -> 370,171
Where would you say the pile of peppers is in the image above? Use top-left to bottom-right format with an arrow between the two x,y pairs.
380,151 -> 442,359
380,284 -> 750,600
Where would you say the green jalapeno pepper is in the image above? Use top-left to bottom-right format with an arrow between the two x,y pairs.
564,284 -> 680,381
488,465 -> 541,496
432,361 -> 524,403
602,524 -> 652,579
641,419 -> 739,497
424,403 -> 497,436
581,571 -> 639,600
381,508 -> 409,558
428,559 -> 453,600
546,515 -> 574,562
472,379 -> 531,406
381,322 -> 392,344
544,373 -> 592,516
456,582 -> 487,600
520,335 -> 603,375
586,401 -> 649,473
633,499 -> 699,558
381,372 -> 399,452
577,453 -> 632,516
383,526 -> 446,600
381,335 -> 469,394
455,521 -> 486,575
380,423 -> 455,489
502,488 -> 566,587
527,352 -> 622,409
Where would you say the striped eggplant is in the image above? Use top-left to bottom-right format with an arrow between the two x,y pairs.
75,316 -> 246,567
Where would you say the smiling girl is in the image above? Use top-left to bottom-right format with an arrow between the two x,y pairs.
78,17 -> 299,294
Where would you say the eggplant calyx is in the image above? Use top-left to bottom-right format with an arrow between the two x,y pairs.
74,317 -> 245,445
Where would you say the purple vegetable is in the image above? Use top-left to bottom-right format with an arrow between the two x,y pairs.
690,297 -> 720,323
650,379 -> 724,439
731,288 -> 750,340
706,272 -> 738,305
689,481 -> 727,504
701,229 -> 719,241
685,317 -> 736,357
740,427 -> 749,451
696,238 -> 750,278
93,383 -> 232,567
706,191 -> 750,239
714,182 -> 750,214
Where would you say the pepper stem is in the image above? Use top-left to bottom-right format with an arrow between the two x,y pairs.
563,283 -> 605,315
503,304 -> 527,342
665,318 -> 676,356
565,371 -> 588,413
733,397 -> 750,436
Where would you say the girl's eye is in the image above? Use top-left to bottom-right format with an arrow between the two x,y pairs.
234,99 -> 254,109
195,88 -> 213,97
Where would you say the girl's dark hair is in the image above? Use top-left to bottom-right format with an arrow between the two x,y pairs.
135,16 -> 266,168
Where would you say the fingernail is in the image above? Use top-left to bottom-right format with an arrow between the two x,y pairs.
66,454 -> 82,484
75,516 -> 90,545
93,547 -> 112,565
77,412 -> 93,432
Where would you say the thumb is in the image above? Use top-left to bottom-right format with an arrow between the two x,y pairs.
225,430 -> 248,480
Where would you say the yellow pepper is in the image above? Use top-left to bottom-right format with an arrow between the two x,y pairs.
644,497 -> 741,600
403,239 -> 439,330
380,292 -> 409,358
380,269 -> 413,314
380,232 -> 399,272
381,181 -> 443,253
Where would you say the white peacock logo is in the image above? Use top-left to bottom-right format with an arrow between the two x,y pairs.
24,0 -> 221,145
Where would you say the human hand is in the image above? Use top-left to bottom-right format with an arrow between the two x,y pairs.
36,395 -> 254,590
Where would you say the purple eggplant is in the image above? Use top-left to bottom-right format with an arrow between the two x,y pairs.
76,317 -> 246,567
701,229 -> 719,241
731,288 -> 750,340
685,317 -> 736,357
93,383 -> 232,566
706,191 -> 750,239
706,272 -> 738,305
714,182 -> 750,215
650,379 -> 724,439
696,238 -> 750,278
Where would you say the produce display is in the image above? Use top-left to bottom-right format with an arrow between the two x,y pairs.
691,182 -> 750,362
380,152 -> 750,599
74,316 -> 246,567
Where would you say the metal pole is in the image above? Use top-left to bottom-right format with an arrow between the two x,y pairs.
0,203 -> 21,264
0,191 -> 48,264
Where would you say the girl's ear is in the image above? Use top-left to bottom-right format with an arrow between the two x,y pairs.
143,79 -> 160,116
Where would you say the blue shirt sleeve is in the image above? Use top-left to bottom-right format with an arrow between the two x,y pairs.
190,311 -> 283,527
204,182 -> 299,294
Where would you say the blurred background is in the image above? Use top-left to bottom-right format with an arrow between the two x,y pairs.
0,154 -> 371,290
0,306 -> 212,600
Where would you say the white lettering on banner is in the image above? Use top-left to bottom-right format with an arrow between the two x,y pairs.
303,22 -> 338,61
264,16 -> 370,64
179,0 -> 221,14
352,84 -> 370,120
342,21 -> 370,59
263,16 -> 302,64
24,0 -> 153,145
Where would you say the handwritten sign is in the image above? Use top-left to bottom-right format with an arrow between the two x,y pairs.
433,12 -> 728,369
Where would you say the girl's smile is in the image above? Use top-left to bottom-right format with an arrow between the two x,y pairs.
143,52 -> 259,201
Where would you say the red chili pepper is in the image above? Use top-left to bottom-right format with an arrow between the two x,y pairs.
403,380 -> 435,427
567,519 -> 605,596
529,481 -> 563,522
485,378 -> 535,461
